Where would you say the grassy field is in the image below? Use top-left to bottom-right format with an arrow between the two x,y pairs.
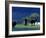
12,23 -> 40,31
15,24 -> 40,28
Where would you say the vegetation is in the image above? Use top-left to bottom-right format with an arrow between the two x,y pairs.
23,13 -> 40,26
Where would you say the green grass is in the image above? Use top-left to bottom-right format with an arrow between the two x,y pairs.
15,24 -> 40,28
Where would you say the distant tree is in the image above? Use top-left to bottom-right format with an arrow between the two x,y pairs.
31,13 -> 39,22
21,13 -> 40,26
27,13 -> 40,26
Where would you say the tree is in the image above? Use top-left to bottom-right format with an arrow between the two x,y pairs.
21,13 -> 40,26
27,13 -> 40,26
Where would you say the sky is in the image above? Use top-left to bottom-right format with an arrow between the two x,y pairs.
12,7 -> 40,23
